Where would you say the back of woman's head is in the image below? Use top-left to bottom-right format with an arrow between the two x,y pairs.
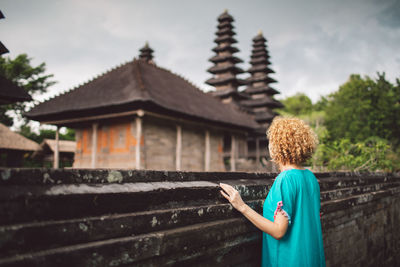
267,117 -> 318,166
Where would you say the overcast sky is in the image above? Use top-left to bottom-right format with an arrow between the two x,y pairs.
2,0 -> 399,103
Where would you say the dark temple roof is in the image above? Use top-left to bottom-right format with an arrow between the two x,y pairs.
0,76 -> 32,104
0,41 -> 9,55
26,59 -> 259,130
0,10 -> 9,55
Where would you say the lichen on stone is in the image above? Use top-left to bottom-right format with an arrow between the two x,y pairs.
1,169 -> 11,181
151,216 -> 158,227
171,212 -> 178,223
107,171 -> 123,183
43,173 -> 54,184
198,209 -> 204,216
79,223 -> 88,232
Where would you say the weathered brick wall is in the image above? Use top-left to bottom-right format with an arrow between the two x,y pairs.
0,169 -> 399,266
73,121 -> 142,169
144,117 -> 176,170
320,175 -> 400,266
144,117 -> 226,172
65,116 -> 250,172
181,124 -> 205,171
209,131 -> 225,172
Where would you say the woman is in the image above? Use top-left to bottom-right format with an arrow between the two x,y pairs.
220,117 -> 325,267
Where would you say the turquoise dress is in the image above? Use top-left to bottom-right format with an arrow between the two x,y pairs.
262,169 -> 326,267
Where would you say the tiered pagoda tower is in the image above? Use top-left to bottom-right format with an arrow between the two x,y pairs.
139,42 -> 154,63
240,32 -> 283,127
240,32 -> 283,170
206,10 -> 248,104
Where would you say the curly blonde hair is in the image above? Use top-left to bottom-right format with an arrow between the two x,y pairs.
267,117 -> 318,166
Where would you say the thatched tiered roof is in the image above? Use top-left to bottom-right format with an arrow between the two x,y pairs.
0,123 -> 39,151
26,44 -> 258,130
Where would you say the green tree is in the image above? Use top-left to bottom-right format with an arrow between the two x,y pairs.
313,96 -> 328,112
280,93 -> 313,116
0,54 -> 56,126
19,125 -> 75,144
324,73 -> 400,147
312,137 -> 398,172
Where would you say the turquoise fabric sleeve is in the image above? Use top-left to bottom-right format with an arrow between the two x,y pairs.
270,173 -> 296,225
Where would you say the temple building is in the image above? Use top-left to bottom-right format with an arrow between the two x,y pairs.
0,123 -> 40,167
32,139 -> 76,167
26,44 -> 258,171
26,10 -> 283,171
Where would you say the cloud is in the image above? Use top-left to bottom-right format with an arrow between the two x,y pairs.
376,0 -> 400,29
1,0 -> 399,105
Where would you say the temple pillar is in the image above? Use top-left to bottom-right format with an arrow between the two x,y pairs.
255,137 -> 260,167
176,125 -> 182,171
135,117 -> 142,169
230,134 -> 236,171
91,123 -> 98,168
205,130 -> 210,171
53,127 -> 59,168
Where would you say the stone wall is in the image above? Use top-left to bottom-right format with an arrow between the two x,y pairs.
0,169 -> 399,266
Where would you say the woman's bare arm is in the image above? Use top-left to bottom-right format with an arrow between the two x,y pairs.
220,183 -> 289,240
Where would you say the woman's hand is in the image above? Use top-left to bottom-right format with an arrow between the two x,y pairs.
219,183 -> 246,213
220,183 -> 289,240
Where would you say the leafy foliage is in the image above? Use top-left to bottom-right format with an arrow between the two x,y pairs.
312,137 -> 397,172
279,73 -> 400,172
0,54 -> 56,126
324,73 -> 400,147
279,93 -> 313,116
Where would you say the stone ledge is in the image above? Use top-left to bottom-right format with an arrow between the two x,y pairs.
2,168 -> 397,186
0,218 -> 259,267
0,168 -> 278,185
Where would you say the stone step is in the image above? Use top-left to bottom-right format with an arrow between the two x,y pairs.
1,176 -> 396,226
1,173 -> 399,266
0,200 -> 263,257
133,232 -> 261,267
2,182 -> 398,267
318,175 -> 397,191
0,218 -> 260,267
321,186 -> 400,216
0,181 -> 271,226
3,180 -> 399,258
320,182 -> 400,202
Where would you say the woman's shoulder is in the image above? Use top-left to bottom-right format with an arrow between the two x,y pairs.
276,169 -> 316,183
275,170 -> 297,185
277,168 -> 307,177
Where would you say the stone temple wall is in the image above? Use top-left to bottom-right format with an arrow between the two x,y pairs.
0,169 -> 399,266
